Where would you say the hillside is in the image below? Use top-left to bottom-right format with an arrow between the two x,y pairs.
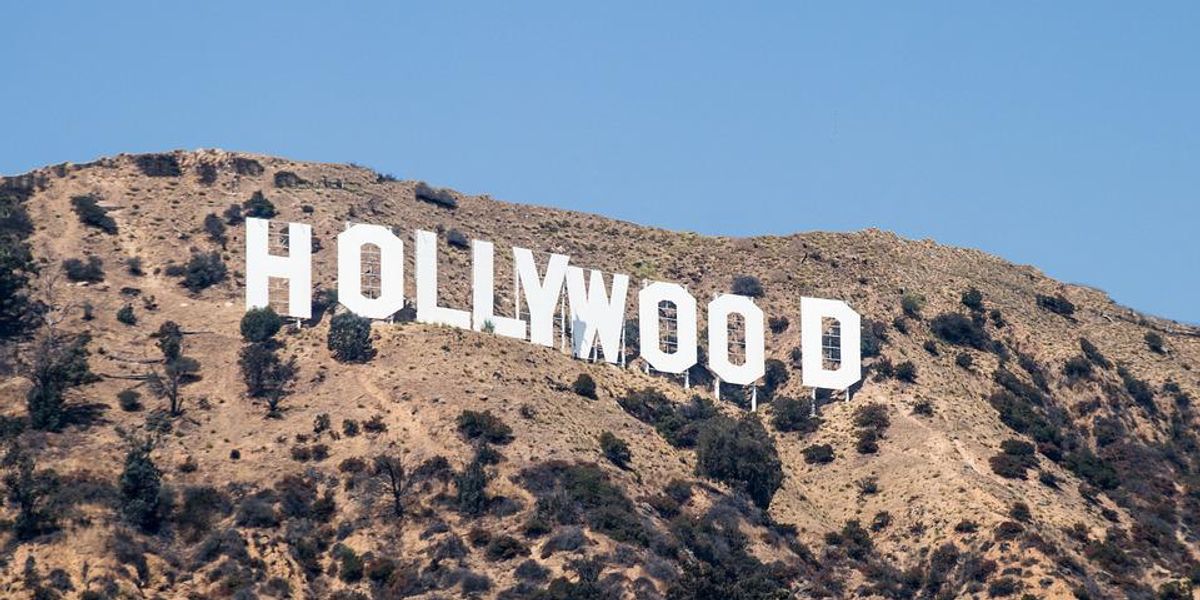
0,150 -> 1198,599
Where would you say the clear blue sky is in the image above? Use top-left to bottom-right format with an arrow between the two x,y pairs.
4,2 -> 1197,323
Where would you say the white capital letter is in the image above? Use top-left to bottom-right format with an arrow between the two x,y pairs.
336,224 -> 405,320
566,267 -> 629,363
637,282 -> 697,373
513,247 -> 569,347
416,230 -> 471,328
246,218 -> 311,319
801,297 -> 862,389
707,294 -> 765,385
472,239 -> 526,339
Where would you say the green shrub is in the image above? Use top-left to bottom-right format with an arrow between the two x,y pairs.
1036,294 -> 1075,317
900,292 -> 923,318
1080,338 -> 1111,369
861,320 -> 888,358
853,403 -> 890,432
243,190 -> 276,218
572,373 -> 597,399
771,397 -> 820,434
457,410 -> 513,444
895,361 -> 917,383
731,275 -> 764,298
931,313 -> 991,349
695,415 -> 783,509
1054,355 -> 1088,382
71,195 -> 117,234
961,288 -> 984,311
117,389 -> 142,412
519,461 -> 648,546
414,182 -> 458,209
116,305 -> 136,325
598,432 -> 631,469
456,453 -> 490,516
232,157 -> 264,176
181,251 -> 227,292
240,307 -> 283,343
989,439 -> 1037,479
768,315 -> 789,334
134,154 -> 181,177
203,213 -> 226,247
802,443 -> 835,464
334,544 -> 364,582
762,358 -> 788,400
327,312 -> 374,362
63,256 -> 104,282
119,437 -> 162,532
1145,331 -> 1166,354
484,535 -> 530,562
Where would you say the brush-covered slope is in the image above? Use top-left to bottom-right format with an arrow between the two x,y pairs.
0,150 -> 1198,599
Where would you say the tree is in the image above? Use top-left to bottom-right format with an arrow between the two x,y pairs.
240,307 -> 283,343
2,442 -> 59,540
119,432 -> 162,532
238,342 -> 297,416
327,312 -> 374,362
147,356 -> 199,416
373,455 -> 407,517
146,320 -> 196,416
23,332 -> 94,431
0,185 -> 38,339
695,415 -> 783,509
456,453 -> 489,516
155,321 -> 183,362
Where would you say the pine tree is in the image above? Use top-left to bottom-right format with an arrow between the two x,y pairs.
119,434 -> 162,532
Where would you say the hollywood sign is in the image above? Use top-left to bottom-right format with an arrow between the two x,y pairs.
244,218 -> 862,398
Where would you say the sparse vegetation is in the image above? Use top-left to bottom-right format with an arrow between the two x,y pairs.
901,292 -> 924,318
695,414 -> 783,509
1037,293 -> 1076,317
771,396 -> 820,434
414,182 -> 458,209
961,287 -> 984,311
63,256 -> 104,282
243,190 -> 276,218
71,195 -> 117,234
572,373 -> 597,399
457,410 -> 514,445
180,251 -> 227,292
327,312 -> 374,362
1145,331 -> 1166,354
598,432 -> 631,469
931,313 -> 991,349
731,275 -> 764,297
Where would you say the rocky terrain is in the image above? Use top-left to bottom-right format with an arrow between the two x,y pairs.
0,150 -> 1198,599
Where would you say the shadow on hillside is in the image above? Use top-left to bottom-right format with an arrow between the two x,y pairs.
62,402 -> 110,430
